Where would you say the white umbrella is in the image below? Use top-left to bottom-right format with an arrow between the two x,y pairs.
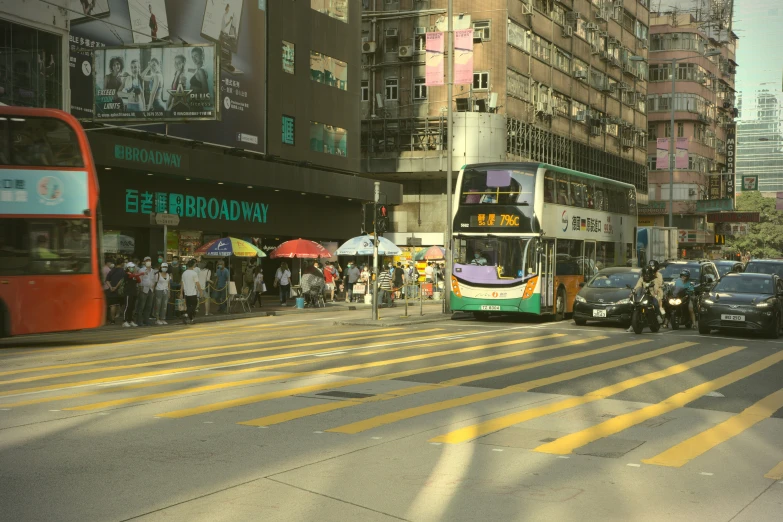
335,235 -> 402,256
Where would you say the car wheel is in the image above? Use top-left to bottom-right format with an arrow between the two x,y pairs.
698,320 -> 711,335
574,318 -> 587,326
554,288 -> 566,322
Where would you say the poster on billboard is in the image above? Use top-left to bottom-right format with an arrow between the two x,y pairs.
69,0 -> 266,153
128,0 -> 170,43
93,44 -> 218,121
70,0 -> 111,24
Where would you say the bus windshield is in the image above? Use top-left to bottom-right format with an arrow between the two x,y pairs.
459,167 -> 535,206
0,116 -> 84,167
455,236 -> 537,279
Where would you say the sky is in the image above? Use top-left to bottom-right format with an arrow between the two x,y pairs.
732,0 -> 783,97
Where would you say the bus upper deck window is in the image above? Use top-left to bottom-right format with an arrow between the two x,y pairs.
544,173 -> 555,203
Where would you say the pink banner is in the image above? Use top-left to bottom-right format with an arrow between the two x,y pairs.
425,32 -> 444,86
675,137 -> 690,169
454,29 -> 474,85
656,138 -> 669,170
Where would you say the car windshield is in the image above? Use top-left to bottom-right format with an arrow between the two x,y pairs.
660,264 -> 700,282
744,262 -> 783,277
587,272 -> 639,289
716,263 -> 736,277
714,276 -> 774,295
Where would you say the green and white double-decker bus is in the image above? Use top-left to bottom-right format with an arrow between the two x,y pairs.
451,162 -> 638,320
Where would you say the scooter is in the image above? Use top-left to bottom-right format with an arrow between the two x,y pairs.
630,281 -> 662,334
665,284 -> 694,330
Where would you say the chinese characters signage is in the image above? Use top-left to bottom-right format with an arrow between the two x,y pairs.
726,125 -> 736,198
425,32 -> 444,86
283,41 -> 295,74
124,189 -> 269,223
0,170 -> 89,215
569,215 -> 612,234
469,213 -> 520,227
282,115 -> 295,145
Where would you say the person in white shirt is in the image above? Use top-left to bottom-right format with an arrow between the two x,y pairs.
275,262 -> 292,306
135,256 -> 156,326
197,260 -> 212,316
424,262 -> 434,282
180,259 -> 202,324
153,262 -> 171,324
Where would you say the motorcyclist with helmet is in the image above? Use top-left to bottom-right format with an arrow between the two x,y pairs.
673,269 -> 697,328
630,260 -> 665,330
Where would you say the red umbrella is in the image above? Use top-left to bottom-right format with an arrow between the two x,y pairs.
269,239 -> 331,259
423,245 -> 446,260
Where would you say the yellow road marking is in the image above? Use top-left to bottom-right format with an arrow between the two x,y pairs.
0,329 -> 437,386
240,338 -> 643,427
432,343 -> 736,444
534,346 -> 776,455
0,329 -> 466,399
0,327 -> 400,378
158,334 -> 571,418
764,460 -> 783,480
643,388 -> 783,467
335,342 -> 702,436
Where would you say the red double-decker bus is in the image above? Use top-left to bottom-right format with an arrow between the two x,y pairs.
0,107 -> 104,337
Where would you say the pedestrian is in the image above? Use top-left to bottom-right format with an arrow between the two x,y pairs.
180,259 -> 201,324
251,266 -> 265,307
121,262 -> 141,327
243,261 -> 255,293
135,256 -> 155,326
153,262 -> 171,325
197,260 -> 212,315
424,261 -> 434,283
105,257 -> 126,324
345,262 -> 360,302
324,262 -> 338,302
378,265 -> 394,307
406,263 -> 419,299
102,258 -> 113,323
214,260 -> 230,313
169,256 -> 182,315
275,262 -> 292,306
393,262 -> 405,298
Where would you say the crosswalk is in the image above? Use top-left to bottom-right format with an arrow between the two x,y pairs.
2,320 -> 783,483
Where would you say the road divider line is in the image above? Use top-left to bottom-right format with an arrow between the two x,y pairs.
534,345 -> 772,456
241,337 -> 634,427
0,329 -> 484,400
764,460 -> 783,480
430,342 -> 715,444
156,334 -> 569,418
0,327 -> 405,378
334,341 -> 700,436
643,388 -> 783,468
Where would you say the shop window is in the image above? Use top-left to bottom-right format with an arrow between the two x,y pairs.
282,41 -> 295,74
0,20 -> 63,109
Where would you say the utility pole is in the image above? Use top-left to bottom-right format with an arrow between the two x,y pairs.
444,0 -> 454,314
372,181 -> 380,320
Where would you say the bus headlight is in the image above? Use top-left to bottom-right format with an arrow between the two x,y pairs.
451,276 -> 461,298
523,276 -> 538,300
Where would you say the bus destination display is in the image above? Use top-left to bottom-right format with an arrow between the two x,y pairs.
469,213 -> 521,227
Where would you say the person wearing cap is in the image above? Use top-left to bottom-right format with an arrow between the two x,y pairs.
180,259 -> 201,324
122,262 -> 142,327
153,262 -> 171,325
135,256 -> 155,326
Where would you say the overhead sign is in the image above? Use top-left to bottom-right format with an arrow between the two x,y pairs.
126,189 -> 269,223
741,175 -> 758,191
696,199 -> 733,213
706,212 -> 760,223
151,212 -> 180,226
93,43 -> 218,122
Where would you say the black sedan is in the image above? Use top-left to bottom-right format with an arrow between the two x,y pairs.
698,273 -> 783,338
573,268 -> 641,327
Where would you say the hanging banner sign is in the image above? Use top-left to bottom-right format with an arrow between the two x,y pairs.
656,138 -> 669,170
454,29 -> 474,85
726,124 -> 736,198
425,32 -> 444,86
675,137 -> 689,169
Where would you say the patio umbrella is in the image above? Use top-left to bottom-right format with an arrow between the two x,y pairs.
335,235 -> 402,256
195,237 -> 266,257
269,239 -> 331,259
422,246 -> 446,260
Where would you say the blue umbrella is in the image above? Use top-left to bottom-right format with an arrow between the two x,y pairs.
335,235 -> 402,256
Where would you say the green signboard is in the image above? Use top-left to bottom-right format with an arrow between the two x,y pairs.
282,115 -> 295,145
741,175 -> 758,191
696,199 -> 734,213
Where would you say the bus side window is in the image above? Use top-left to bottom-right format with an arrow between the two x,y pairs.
556,172 -> 569,206
585,181 -> 595,209
570,176 -> 584,208
594,183 -> 605,211
544,172 -> 555,203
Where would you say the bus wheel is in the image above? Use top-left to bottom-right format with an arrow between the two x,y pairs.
473,312 -> 490,321
555,288 -> 566,321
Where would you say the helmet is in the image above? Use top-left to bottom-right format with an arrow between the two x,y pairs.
642,266 -> 655,282
648,260 -> 660,272
680,269 -> 691,280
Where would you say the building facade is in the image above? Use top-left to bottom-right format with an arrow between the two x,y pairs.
645,10 -> 737,257
360,0 -> 651,244
736,91 -> 783,195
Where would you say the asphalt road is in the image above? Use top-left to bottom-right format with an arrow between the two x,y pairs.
1,309 -> 782,522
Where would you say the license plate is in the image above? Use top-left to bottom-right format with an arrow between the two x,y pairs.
593,309 -> 607,318
480,305 -> 501,311
721,314 -> 745,322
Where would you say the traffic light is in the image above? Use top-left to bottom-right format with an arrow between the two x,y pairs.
377,204 -> 389,234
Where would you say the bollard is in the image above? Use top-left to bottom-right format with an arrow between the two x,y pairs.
420,282 -> 424,316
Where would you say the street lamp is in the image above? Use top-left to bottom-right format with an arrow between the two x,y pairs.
632,49 -> 721,227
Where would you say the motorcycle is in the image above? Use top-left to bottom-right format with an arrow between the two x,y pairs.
630,281 -> 661,334
665,284 -> 694,330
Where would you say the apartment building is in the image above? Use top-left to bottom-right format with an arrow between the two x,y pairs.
645,11 -> 738,257
360,0 -> 650,243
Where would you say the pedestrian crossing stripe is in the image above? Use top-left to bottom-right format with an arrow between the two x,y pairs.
643,387 -> 783,467
534,346 -> 781,456
764,460 -> 783,480
240,339 -> 650,428
333,342 -> 702,436
156,334 -> 573,419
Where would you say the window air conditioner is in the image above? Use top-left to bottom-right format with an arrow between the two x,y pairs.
385,28 -> 398,38
398,46 -> 412,58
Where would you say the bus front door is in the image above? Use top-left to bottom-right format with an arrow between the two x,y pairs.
540,239 -> 555,312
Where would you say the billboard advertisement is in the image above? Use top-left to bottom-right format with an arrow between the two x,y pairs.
425,32 -> 444,87
454,29 -> 474,85
70,0 -> 111,24
69,0 -> 266,153
93,44 -> 218,121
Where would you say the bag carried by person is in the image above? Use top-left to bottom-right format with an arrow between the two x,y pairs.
175,298 -> 187,311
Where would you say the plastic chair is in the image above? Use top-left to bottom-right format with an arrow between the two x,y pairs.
231,286 -> 252,313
